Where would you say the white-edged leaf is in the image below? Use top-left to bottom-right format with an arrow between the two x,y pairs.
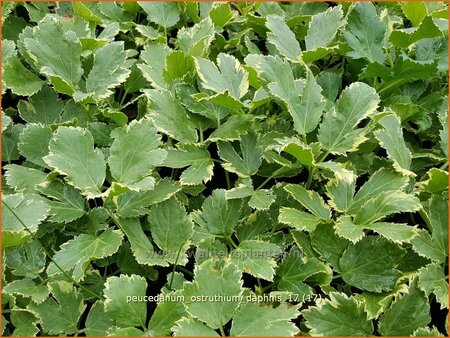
43,127 -> 106,198
47,229 -> 123,282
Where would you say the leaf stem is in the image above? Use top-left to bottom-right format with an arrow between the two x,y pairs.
225,170 -> 231,190
305,151 -> 330,189
305,166 -> 314,189
169,244 -> 184,291
119,88 -> 129,107
2,201 -> 103,300
226,235 -> 239,249
261,280 -> 278,293
317,151 -> 330,163
219,325 -> 225,336
256,278 -> 263,290
175,265 -> 194,277
256,167 -> 285,190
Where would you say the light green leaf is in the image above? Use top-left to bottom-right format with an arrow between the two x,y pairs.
117,217 -> 166,267
326,178 -> 355,212
72,2 -> 102,24
269,68 -> 325,135
18,86 -> 63,124
74,42 -> 131,102
195,53 -> 249,100
378,280 -> 431,336
23,16 -> 83,94
303,292 -> 373,336
149,198 -> 193,253
339,236 -> 406,292
145,89 -> 198,144
138,43 -> 171,89
401,2 -> 428,26
302,46 -> 339,64
317,162 -> 356,184
343,3 -> 386,63
2,123 -> 23,162
37,180 -> 86,223
305,6 -> 344,50
3,54 -> 44,96
107,327 -> 144,336
104,274 -> 147,328
411,229 -> 447,263
318,82 -> 380,154
253,58 -> 325,135
295,67 -> 327,134
353,192 -> 421,225
176,83 -> 230,122
375,114 -> 414,176
98,2 -> 132,24
438,98 -> 448,157
28,281 -> 85,335
163,50 -> 195,84
230,302 -> 299,336
411,195 -> 448,263
139,2 -> 180,28
248,189 -> 275,211
164,145 -> 214,185
10,310 -> 39,336
426,195 -> 448,256
230,240 -> 282,281
4,164 -> 47,193
412,327 -> 443,337
85,301 -> 114,336
348,168 -> 408,214
266,15 -> 301,61
47,229 -> 123,282
334,216 -> 365,243
365,222 -> 417,244
115,178 -> 181,218
284,184 -> 331,220
276,248 -> 328,297
197,189 -> 242,237
18,123 -> 52,167
43,127 -> 106,198
356,289 -> 402,320
218,134 -> 262,178
2,194 -> 49,248
109,119 -> 166,189
2,111 -> 12,132
4,279 -> 49,304
148,292 -> 185,336
417,168 -> 448,193
390,15 -> 442,48
278,207 -> 321,232
4,241 -> 46,278
173,317 -> 219,336
208,115 -> 255,142
182,260 -> 243,329
177,17 -> 215,57
208,2 -> 233,27
418,264 -> 448,309
269,137 -> 315,167
316,71 -> 341,102
2,38 -> 15,62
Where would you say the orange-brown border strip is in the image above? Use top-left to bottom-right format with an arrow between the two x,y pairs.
0,1 -> 448,337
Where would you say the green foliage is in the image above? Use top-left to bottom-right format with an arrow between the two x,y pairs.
2,2 -> 448,336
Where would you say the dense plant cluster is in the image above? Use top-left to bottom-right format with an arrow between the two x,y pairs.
1,1 -> 448,336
